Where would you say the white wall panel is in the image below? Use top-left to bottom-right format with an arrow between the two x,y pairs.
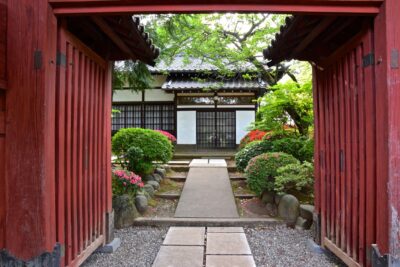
236,110 -> 255,144
177,111 -> 196,144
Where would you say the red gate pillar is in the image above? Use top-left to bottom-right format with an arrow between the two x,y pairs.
373,0 -> 400,264
1,0 -> 60,264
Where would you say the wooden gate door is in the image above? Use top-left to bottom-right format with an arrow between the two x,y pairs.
314,28 -> 378,266
55,27 -> 109,267
196,110 -> 236,149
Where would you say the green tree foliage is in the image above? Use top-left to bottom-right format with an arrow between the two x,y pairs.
141,13 -> 297,85
256,79 -> 314,136
113,61 -> 154,92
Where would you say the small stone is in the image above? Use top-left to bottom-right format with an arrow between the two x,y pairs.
153,173 -> 163,183
155,168 -> 166,178
143,174 -> 156,182
135,195 -> 148,213
274,194 -> 283,205
112,194 -> 139,229
261,191 -> 275,204
278,194 -> 300,227
147,180 -> 160,190
265,203 -> 278,217
143,184 -> 155,197
295,216 -> 312,230
300,204 -> 315,221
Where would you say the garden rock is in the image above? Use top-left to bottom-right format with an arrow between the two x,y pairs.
144,174 -> 156,182
300,204 -> 314,221
266,203 -> 278,217
274,194 -> 283,205
155,168 -> 166,178
135,195 -> 148,213
278,194 -> 300,227
143,184 -> 155,197
261,190 -> 275,204
147,180 -> 160,190
296,216 -> 312,230
153,173 -> 163,183
112,194 -> 139,229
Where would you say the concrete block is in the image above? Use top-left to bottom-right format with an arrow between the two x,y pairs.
207,227 -> 244,233
163,227 -> 205,246
96,238 -> 121,253
206,255 -> 256,267
206,233 -> 251,255
152,246 -> 204,267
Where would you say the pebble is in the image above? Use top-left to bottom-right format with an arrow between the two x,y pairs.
81,226 -> 168,267
245,225 -> 346,267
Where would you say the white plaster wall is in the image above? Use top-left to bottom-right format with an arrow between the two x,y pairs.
113,90 -> 142,102
177,111 -> 196,144
236,110 -> 255,144
145,89 -> 174,102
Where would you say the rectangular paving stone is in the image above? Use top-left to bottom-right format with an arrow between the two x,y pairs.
206,255 -> 256,267
189,159 -> 209,167
163,227 -> 205,246
152,246 -> 204,267
206,233 -> 252,255
208,159 -> 227,167
207,227 -> 244,233
174,167 -> 239,218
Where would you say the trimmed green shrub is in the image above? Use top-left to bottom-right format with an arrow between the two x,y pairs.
271,137 -> 314,162
245,152 -> 299,196
275,161 -> 314,195
112,128 -> 173,174
235,141 -> 274,172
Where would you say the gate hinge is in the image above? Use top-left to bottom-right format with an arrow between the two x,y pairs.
363,53 -> 375,68
56,52 -> 66,67
339,150 -> 344,172
34,50 -> 42,70
391,49 -> 399,69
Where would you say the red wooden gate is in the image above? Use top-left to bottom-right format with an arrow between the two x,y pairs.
55,27 -> 110,267
314,29 -> 379,266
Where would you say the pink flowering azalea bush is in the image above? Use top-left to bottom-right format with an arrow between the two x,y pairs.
155,130 -> 177,144
112,169 -> 144,196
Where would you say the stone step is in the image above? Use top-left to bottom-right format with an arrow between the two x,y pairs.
234,194 -> 257,199
154,193 -> 181,200
229,175 -> 246,181
166,175 -> 187,182
169,165 -> 190,172
133,217 -> 282,227
168,160 -> 191,165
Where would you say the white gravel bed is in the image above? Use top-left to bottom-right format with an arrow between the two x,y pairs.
245,225 -> 345,267
82,226 -> 168,267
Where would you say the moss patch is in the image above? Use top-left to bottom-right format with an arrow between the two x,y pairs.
157,178 -> 184,194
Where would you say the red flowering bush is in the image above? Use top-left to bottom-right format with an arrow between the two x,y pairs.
239,130 -> 269,148
112,169 -> 144,196
155,130 -> 177,143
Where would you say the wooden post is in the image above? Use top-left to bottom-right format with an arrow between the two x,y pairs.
3,0 -> 59,263
373,0 -> 400,262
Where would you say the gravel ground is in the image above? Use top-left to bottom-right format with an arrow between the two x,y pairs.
82,226 -> 168,267
245,225 -> 345,267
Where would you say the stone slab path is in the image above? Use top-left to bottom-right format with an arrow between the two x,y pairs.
174,159 -> 239,218
152,227 -> 256,267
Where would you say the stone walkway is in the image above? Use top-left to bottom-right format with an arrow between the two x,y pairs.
152,227 -> 256,267
174,159 -> 238,218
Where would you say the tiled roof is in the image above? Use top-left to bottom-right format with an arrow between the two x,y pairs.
162,76 -> 266,91
150,55 -> 257,73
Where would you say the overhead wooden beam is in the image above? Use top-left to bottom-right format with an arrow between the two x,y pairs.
290,16 -> 336,57
48,0 -> 383,15
90,16 -> 138,60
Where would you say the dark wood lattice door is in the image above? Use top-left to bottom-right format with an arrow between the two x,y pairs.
196,110 -> 236,149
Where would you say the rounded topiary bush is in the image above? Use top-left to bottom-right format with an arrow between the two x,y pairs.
245,152 -> 299,196
235,140 -> 274,172
112,128 -> 173,174
271,137 -> 314,162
